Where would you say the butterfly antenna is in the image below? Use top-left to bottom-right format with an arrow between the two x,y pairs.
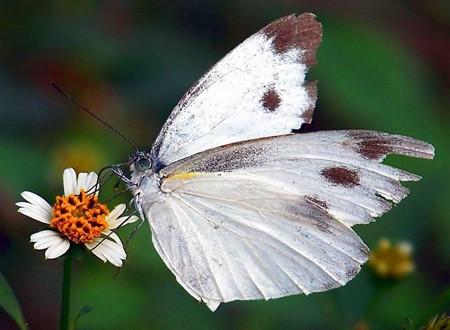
51,83 -> 138,151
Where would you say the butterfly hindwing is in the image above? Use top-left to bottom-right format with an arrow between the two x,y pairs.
151,13 -> 322,166
149,176 -> 367,311
143,130 -> 434,309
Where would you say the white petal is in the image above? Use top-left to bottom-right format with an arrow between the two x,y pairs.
85,232 -> 126,267
63,168 -> 78,196
94,244 -> 123,267
105,204 -> 126,226
45,239 -> 70,259
102,240 -> 126,258
30,230 -> 60,242
16,202 -> 32,208
20,192 -> 52,214
104,231 -> 124,248
77,173 -> 88,192
97,244 -> 123,267
30,230 -> 64,250
17,204 -> 50,218
34,236 -> 63,250
105,204 -> 131,229
18,192 -> 52,222
92,232 -> 126,257
85,172 -> 98,194
84,241 -> 107,262
108,215 -> 139,230
18,207 -> 51,224
106,255 -> 123,267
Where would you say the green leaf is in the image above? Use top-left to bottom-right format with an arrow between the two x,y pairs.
0,272 -> 27,330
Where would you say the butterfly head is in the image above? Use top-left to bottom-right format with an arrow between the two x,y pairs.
130,150 -> 152,173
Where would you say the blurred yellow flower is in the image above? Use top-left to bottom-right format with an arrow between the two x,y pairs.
422,313 -> 449,330
53,142 -> 104,174
368,238 -> 414,279
353,320 -> 370,330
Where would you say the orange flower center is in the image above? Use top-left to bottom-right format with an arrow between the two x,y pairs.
50,189 -> 109,244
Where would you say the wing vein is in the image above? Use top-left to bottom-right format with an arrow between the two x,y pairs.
174,201 -> 226,301
173,192 -> 342,285
244,239 -> 308,295
171,195 -> 245,300
166,199 -> 209,299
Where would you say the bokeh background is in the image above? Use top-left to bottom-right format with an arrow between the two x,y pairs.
0,1 -> 449,329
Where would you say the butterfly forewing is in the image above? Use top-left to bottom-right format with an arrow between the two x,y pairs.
151,13 -> 321,166
161,130 -> 434,226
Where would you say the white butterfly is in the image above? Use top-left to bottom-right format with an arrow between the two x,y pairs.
118,13 -> 434,311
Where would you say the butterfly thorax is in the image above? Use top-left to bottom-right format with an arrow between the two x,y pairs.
129,151 -> 163,206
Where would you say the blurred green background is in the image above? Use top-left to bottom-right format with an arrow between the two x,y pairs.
0,1 -> 449,329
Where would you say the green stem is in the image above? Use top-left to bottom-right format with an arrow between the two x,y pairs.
60,250 -> 73,330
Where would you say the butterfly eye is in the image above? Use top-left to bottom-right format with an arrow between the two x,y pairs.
135,157 -> 151,172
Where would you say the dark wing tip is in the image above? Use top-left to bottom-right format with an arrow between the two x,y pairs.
261,13 -> 323,67
347,130 -> 435,161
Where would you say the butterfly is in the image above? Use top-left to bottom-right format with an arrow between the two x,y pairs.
118,13 -> 434,311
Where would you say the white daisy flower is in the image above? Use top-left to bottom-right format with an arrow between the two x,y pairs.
16,168 -> 139,267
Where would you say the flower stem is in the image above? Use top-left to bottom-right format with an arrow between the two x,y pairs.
60,250 -> 73,330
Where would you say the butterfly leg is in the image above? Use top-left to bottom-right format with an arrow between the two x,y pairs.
85,164 -> 143,252
86,209 -> 138,252
123,192 -> 147,250
82,165 -> 115,196
110,163 -> 135,187
84,163 -> 133,197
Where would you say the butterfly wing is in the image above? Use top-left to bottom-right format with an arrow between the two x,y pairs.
151,13 -> 321,166
143,130 -> 434,310
148,184 -> 367,311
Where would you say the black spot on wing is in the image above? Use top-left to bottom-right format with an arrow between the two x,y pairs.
348,131 -> 394,160
261,88 -> 281,111
320,167 -> 360,187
